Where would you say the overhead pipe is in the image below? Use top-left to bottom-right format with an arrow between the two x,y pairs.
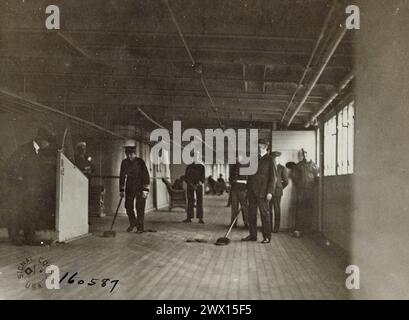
137,106 -> 216,151
0,88 -> 126,140
304,70 -> 354,128
58,32 -> 93,60
286,23 -> 347,127
280,0 -> 338,124
163,0 -> 224,128
137,107 -> 168,130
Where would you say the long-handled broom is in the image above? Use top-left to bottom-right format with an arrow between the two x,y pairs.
103,196 -> 123,238
215,208 -> 242,246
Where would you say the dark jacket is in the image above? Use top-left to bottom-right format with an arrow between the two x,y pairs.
75,153 -> 94,176
185,163 -> 205,187
229,163 -> 248,191
119,158 -> 150,192
293,159 -> 318,190
275,164 -> 289,197
247,153 -> 278,198
6,141 -> 46,199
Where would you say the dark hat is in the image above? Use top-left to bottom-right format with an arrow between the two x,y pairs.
258,138 -> 269,146
36,126 -> 55,141
124,146 -> 137,154
271,151 -> 282,158
286,161 -> 297,169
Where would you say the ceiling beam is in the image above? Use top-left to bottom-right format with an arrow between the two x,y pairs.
305,71 -> 354,128
0,48 -> 352,68
286,23 -> 348,126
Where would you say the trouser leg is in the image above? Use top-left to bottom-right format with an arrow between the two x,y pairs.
273,195 -> 282,232
237,189 -> 249,226
23,222 -> 35,243
135,195 -> 146,231
304,189 -> 314,233
8,210 -> 20,242
22,206 -> 36,243
296,189 -> 309,232
187,186 -> 195,219
230,190 -> 239,226
259,198 -> 272,240
125,187 -> 137,227
295,191 -> 302,231
247,193 -> 258,239
196,185 -> 203,219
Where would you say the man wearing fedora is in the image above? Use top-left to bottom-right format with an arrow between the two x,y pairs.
119,140 -> 150,233
242,139 -> 277,244
270,151 -> 289,233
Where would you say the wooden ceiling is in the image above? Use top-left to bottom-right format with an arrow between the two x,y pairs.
0,0 -> 353,131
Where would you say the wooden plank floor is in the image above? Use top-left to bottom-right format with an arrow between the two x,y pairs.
0,195 -> 350,299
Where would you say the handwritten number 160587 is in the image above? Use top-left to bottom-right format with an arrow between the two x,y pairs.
60,272 -> 119,293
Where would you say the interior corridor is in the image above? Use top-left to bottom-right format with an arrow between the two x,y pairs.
0,195 -> 349,300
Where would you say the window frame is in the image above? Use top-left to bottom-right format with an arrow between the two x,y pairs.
323,97 -> 355,177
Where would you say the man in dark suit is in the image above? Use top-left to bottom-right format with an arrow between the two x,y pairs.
242,139 -> 277,244
183,151 -> 205,224
269,151 -> 289,233
229,154 -> 249,228
292,149 -> 318,236
5,127 -> 55,245
119,140 -> 150,233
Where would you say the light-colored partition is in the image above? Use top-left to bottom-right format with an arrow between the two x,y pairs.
271,131 -> 317,230
56,151 -> 89,242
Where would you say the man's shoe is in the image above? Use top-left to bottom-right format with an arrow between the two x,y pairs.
261,239 -> 271,244
135,230 -> 144,234
126,225 -> 135,232
272,229 -> 279,233
241,235 -> 257,242
182,219 -> 192,223
198,219 -> 205,224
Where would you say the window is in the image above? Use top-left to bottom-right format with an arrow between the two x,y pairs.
324,101 -> 355,176
324,115 -> 337,176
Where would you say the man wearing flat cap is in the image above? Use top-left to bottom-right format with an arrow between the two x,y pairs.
270,151 -> 289,233
5,126 -> 55,245
242,139 -> 277,244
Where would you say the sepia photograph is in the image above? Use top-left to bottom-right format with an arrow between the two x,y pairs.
0,0 -> 408,306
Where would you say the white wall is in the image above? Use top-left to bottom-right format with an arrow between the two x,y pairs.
270,131 -> 317,230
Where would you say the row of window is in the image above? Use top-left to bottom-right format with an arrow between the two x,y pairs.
323,101 -> 355,176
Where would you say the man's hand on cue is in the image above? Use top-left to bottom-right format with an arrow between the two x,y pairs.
266,193 -> 273,201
